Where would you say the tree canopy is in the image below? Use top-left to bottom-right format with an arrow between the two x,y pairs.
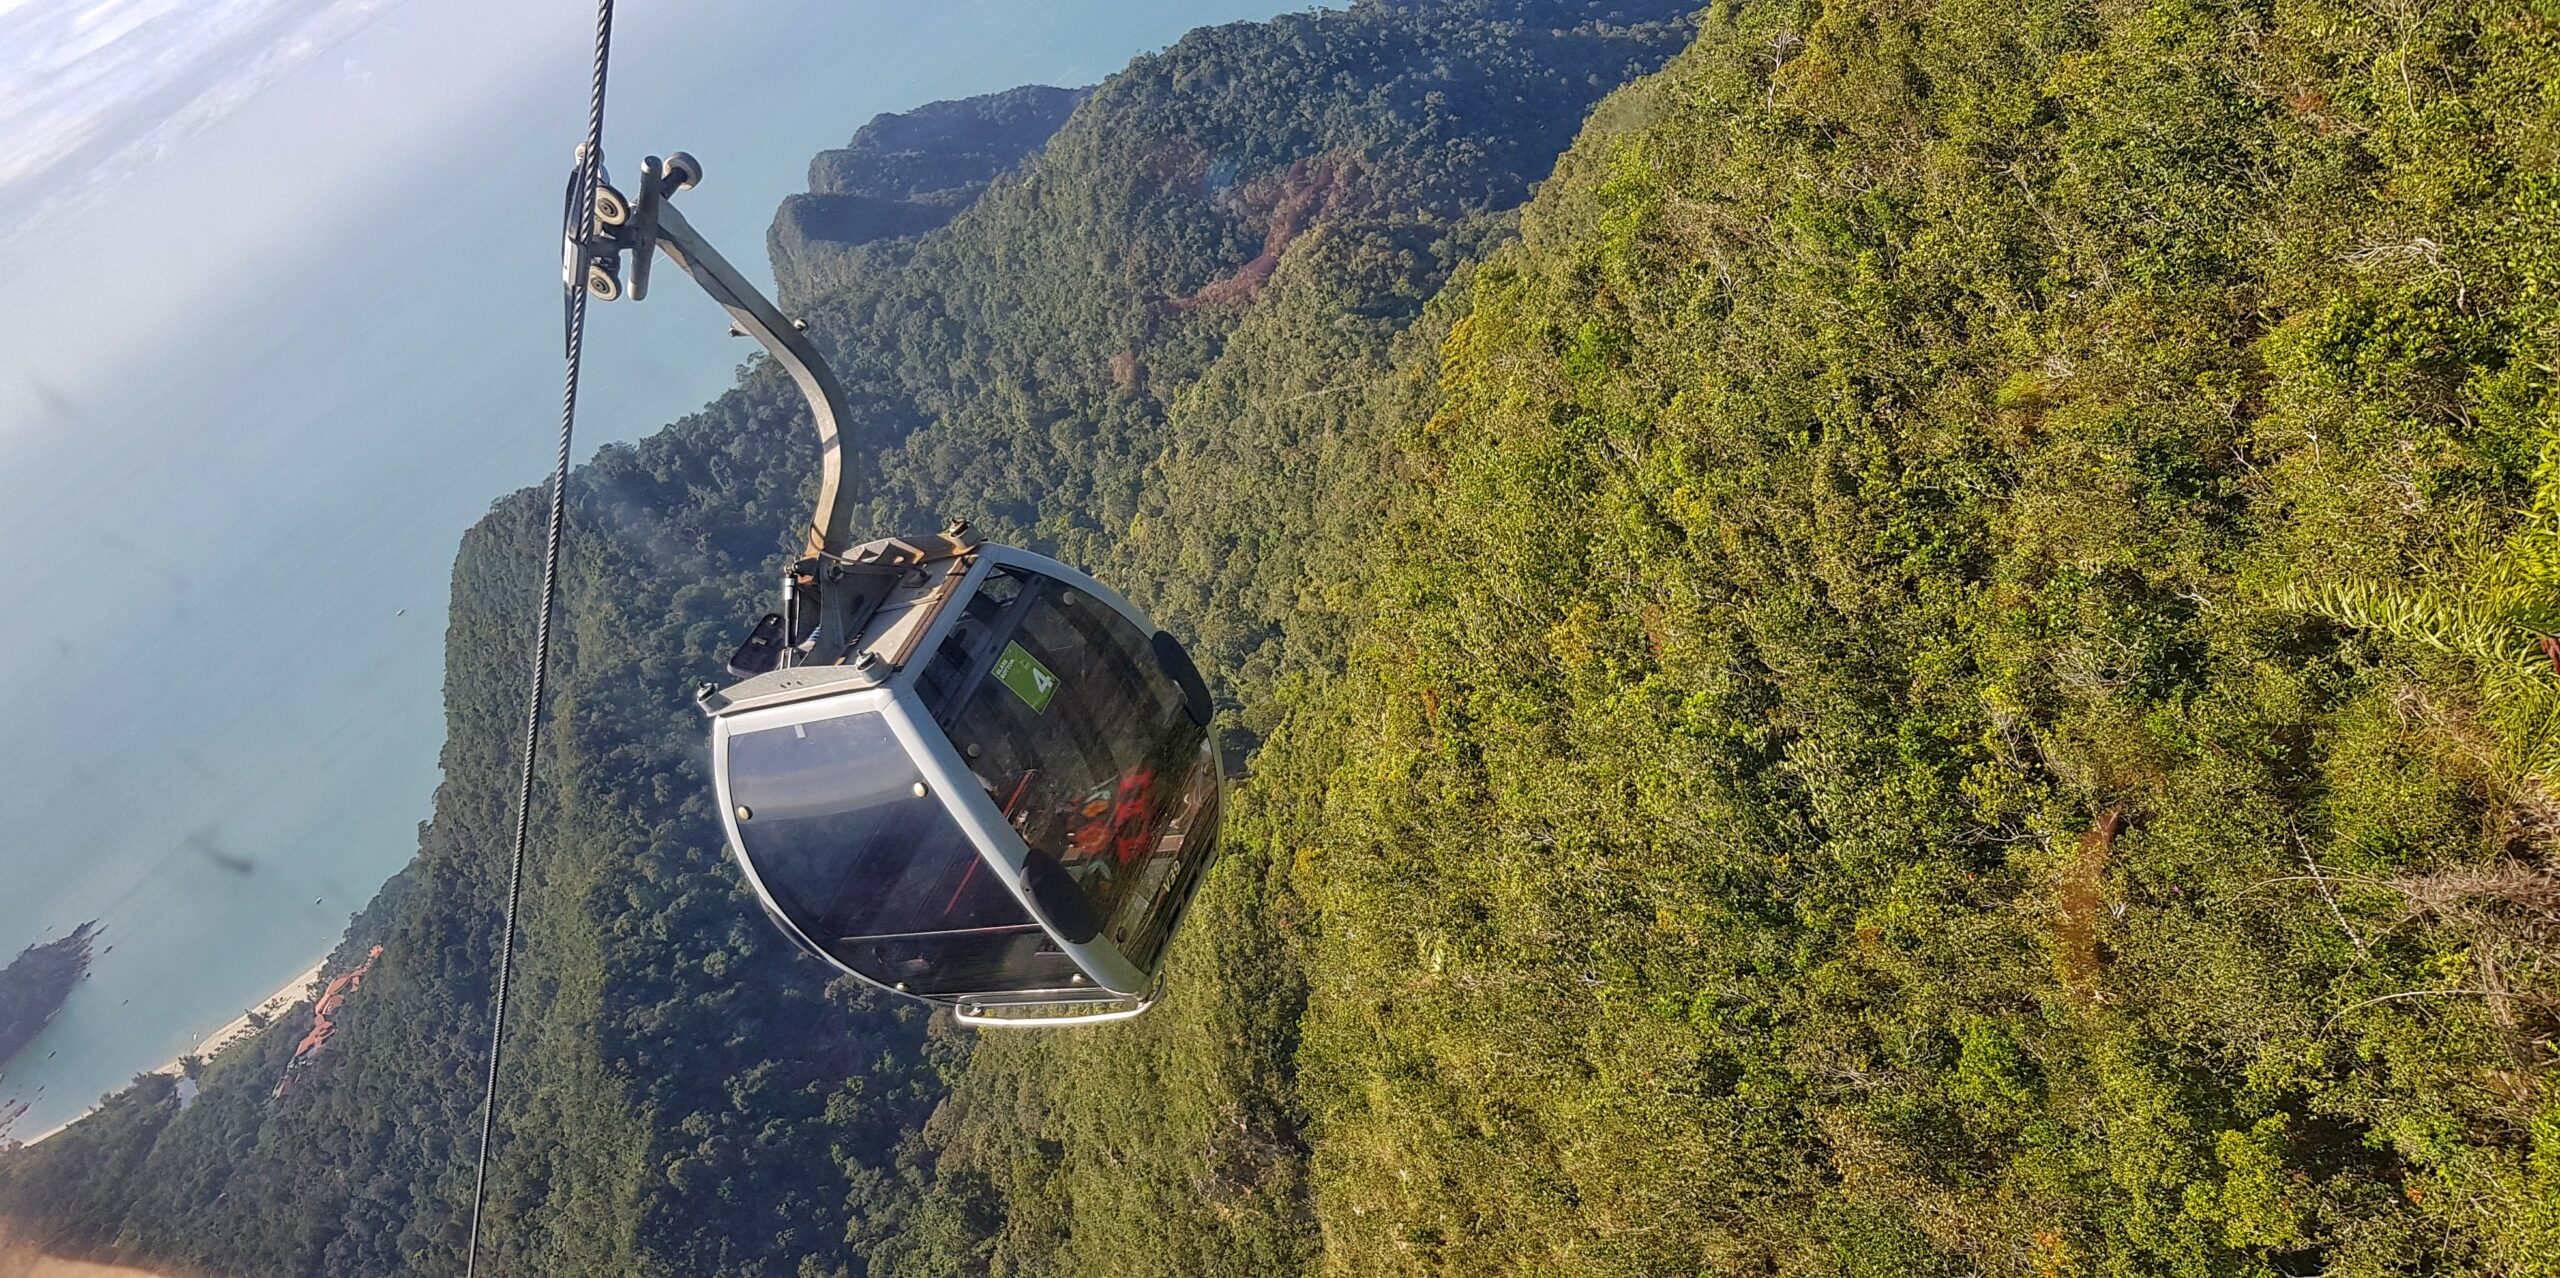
10,0 -> 2560,1272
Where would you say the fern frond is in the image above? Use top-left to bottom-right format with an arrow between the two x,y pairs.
2286,574 -> 2560,781
2284,578 -> 2536,667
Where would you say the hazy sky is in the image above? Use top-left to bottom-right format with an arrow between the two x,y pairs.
0,0 -> 910,447
2,0 -> 561,436
0,0 -> 1294,1138
1,0 -> 402,240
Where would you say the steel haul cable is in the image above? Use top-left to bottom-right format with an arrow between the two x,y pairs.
463,1 -> 613,1273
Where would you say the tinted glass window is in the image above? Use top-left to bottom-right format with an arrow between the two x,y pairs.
728,711 -> 1080,994
915,566 -> 1024,711
929,572 -> 1219,971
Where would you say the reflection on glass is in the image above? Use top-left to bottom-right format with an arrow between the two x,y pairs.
924,569 -> 1220,974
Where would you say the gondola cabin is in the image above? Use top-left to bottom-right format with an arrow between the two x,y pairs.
574,156 -> 1221,1025
700,532 -> 1221,1026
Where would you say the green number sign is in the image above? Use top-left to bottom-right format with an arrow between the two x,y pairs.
992,641 -> 1059,713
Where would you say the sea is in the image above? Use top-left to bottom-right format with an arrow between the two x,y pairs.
0,0 -> 1289,1141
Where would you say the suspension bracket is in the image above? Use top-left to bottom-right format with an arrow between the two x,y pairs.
562,150 -> 862,566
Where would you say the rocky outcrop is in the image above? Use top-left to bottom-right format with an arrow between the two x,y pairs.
0,924 -> 96,1071
770,84 -> 1088,299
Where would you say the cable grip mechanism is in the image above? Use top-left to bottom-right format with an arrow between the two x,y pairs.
558,148 -> 859,567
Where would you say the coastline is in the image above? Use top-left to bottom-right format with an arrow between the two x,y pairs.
13,958 -> 328,1148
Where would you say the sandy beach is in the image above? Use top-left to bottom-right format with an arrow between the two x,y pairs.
0,1254 -> 172,1278
0,1218 -> 179,1277
149,959 -> 328,1079
13,958 -> 327,1148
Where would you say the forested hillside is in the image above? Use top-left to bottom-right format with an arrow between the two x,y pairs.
8,0 -> 2558,1272
1253,0 -> 2560,1271
0,2 -> 1697,1274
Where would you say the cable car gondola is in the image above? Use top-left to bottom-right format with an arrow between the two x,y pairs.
569,151 -> 1222,1025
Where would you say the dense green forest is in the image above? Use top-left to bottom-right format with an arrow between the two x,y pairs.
1253,0 -> 2560,1267
8,0 -> 2560,1272
0,924 -> 95,1080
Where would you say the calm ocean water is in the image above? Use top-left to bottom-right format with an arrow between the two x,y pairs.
0,0 -> 1289,1141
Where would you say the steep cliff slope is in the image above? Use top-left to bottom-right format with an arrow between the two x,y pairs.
1238,0 -> 2560,1271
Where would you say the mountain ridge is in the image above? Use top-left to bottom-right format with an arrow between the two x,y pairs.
771,84 -> 1092,299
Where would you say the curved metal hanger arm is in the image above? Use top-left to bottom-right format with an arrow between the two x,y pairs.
646,193 -> 861,561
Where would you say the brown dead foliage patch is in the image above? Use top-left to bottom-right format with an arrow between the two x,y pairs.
1107,350 -> 1144,393
1812,1109 -> 2052,1272
1166,154 -> 1363,311
2383,843 -> 2560,1057
2054,806 -> 2122,1000
2390,856 -> 2560,947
